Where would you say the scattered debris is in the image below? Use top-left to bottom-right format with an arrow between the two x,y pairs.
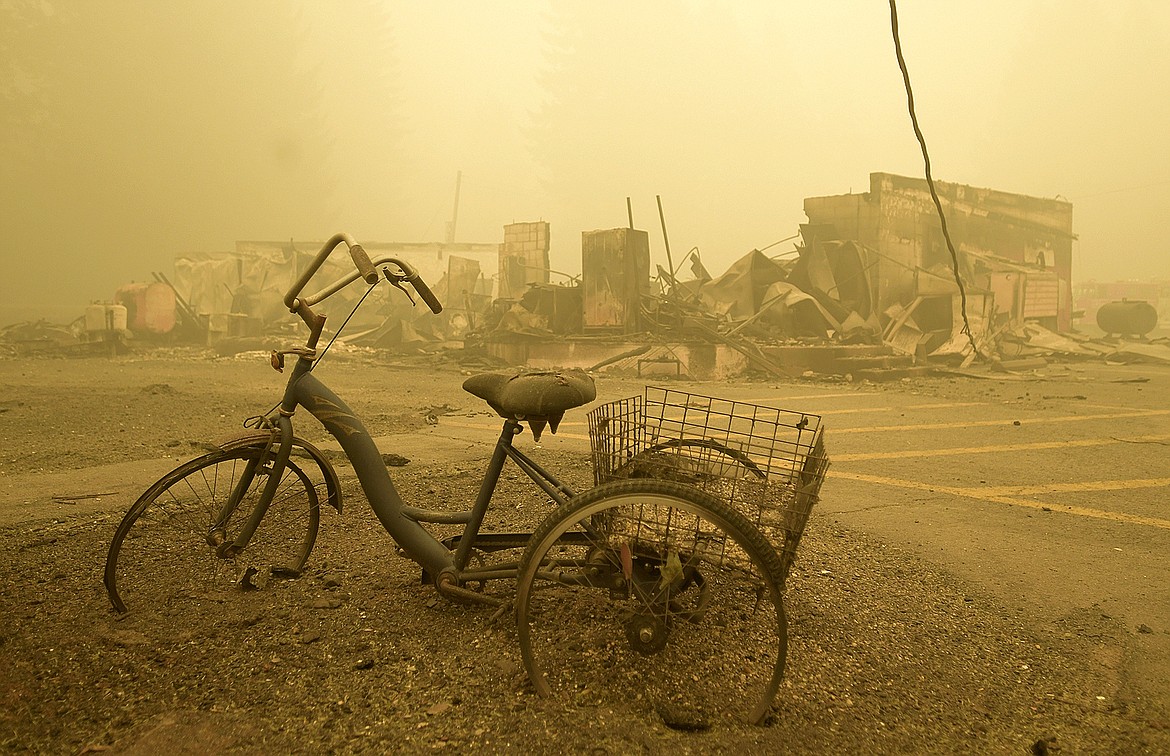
52,492 -> 116,504
308,597 -> 343,610
1103,341 -> 1170,365
1110,437 -> 1170,447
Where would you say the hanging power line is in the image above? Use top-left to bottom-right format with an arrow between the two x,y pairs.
1072,179 -> 1170,201
888,0 -> 982,359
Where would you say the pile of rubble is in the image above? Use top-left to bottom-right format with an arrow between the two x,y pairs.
464,237 -> 1170,379
5,224 -> 1166,377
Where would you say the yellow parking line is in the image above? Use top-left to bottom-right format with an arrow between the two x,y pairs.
1081,402 -> 1158,412
751,392 -> 879,402
831,471 -> 1170,530
833,434 -> 1170,462
980,478 -> 1170,497
832,408 -> 1170,435
905,402 -> 986,410
818,407 -> 898,416
817,402 -> 985,416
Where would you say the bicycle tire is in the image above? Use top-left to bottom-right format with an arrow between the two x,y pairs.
633,437 -> 766,479
515,479 -> 788,726
611,437 -> 767,494
104,446 -> 321,614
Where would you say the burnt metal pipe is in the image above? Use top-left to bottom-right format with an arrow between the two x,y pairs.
656,195 -> 676,294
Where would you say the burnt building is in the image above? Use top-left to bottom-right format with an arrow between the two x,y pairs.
803,172 -> 1075,333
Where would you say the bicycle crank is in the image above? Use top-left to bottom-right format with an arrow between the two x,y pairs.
436,573 -> 504,607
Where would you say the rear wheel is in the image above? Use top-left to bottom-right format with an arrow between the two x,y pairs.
515,479 -> 787,725
104,447 -> 321,614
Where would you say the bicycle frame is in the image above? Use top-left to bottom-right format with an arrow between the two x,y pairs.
292,366 -> 580,582
223,233 -> 580,590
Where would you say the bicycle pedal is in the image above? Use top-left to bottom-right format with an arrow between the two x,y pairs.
488,600 -> 515,625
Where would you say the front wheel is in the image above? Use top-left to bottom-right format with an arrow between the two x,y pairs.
515,479 -> 788,726
104,446 -> 321,614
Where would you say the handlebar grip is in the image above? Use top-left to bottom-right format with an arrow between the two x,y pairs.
408,273 -> 444,314
349,244 -> 379,285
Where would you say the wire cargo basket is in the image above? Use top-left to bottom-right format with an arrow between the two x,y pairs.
587,387 -> 829,581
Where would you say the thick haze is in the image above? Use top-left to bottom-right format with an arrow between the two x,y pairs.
3,0 -> 1168,321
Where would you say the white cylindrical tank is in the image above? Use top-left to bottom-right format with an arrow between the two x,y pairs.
108,303 -> 128,332
85,303 -> 108,332
85,302 -> 129,332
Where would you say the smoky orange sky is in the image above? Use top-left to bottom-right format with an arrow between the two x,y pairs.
3,0 -> 1168,321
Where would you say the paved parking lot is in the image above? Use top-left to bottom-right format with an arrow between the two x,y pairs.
433,362 -> 1170,708
777,365 -> 1169,710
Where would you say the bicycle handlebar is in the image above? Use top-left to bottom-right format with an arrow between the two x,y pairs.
283,233 -> 443,315
407,271 -> 443,314
349,244 -> 379,285
284,232 -> 360,310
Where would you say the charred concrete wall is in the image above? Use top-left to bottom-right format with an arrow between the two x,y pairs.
498,222 -> 551,300
804,172 -> 1075,331
581,227 -> 650,334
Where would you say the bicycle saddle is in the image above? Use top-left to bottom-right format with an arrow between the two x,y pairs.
462,369 -> 596,441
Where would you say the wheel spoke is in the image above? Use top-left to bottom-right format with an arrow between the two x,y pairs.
105,448 -> 321,614
516,479 -> 787,725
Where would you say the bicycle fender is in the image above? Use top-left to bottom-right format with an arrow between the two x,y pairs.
215,429 -> 344,514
